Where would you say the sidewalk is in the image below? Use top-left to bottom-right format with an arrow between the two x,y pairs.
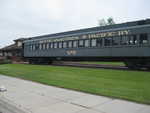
0,75 -> 150,113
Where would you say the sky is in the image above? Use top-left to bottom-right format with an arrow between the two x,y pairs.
0,0 -> 150,48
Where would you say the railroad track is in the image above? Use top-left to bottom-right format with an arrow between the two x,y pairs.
52,62 -> 129,70
51,62 -> 150,71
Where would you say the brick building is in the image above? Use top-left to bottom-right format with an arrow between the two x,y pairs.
0,38 -> 26,61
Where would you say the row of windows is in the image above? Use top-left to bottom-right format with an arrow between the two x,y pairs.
105,33 -> 148,46
30,39 -> 97,51
28,34 -> 149,51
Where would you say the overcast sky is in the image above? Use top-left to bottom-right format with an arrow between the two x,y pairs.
0,0 -> 150,48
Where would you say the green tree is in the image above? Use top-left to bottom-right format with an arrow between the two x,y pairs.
107,17 -> 115,25
98,17 -> 115,26
98,19 -> 107,26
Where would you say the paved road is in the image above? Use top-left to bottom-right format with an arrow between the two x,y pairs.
0,74 -> 150,113
0,98 -> 26,113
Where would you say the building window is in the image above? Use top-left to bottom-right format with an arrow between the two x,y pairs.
68,41 -> 72,48
139,33 -> 148,44
17,41 -> 22,47
79,40 -> 84,47
73,40 -> 77,48
85,40 -> 89,47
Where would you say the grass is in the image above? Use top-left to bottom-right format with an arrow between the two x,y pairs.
80,61 -> 125,66
0,64 -> 150,104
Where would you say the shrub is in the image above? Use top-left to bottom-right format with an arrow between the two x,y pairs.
0,59 -> 12,64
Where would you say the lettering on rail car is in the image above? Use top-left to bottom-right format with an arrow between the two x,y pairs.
39,30 -> 130,44
66,50 -> 77,55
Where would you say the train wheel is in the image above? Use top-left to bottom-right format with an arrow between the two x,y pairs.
124,61 -> 134,69
28,60 -> 33,64
48,61 -> 53,64
124,60 -> 141,70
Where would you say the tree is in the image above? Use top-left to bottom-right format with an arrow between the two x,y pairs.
98,17 -> 115,26
107,17 -> 115,25
98,19 -> 107,26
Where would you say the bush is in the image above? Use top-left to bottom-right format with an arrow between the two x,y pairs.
0,59 -> 12,64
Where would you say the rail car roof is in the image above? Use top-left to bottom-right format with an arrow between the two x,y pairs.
25,19 -> 150,42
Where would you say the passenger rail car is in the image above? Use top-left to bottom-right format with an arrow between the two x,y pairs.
23,19 -> 150,69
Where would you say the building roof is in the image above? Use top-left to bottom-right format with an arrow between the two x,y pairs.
14,38 -> 27,42
0,38 -> 26,51
0,44 -> 21,51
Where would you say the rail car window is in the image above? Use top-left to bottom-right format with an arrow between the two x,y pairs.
58,42 -> 62,48
49,43 -> 51,48
43,44 -> 46,50
79,40 -> 84,47
46,43 -> 49,49
31,45 -> 33,51
97,38 -> 103,47
85,40 -> 89,47
129,35 -> 137,45
68,41 -> 72,48
104,38 -> 112,46
139,33 -> 148,44
73,40 -> 77,48
32,45 -> 34,50
91,39 -> 97,47
30,45 -> 33,51
41,44 -> 43,50
33,45 -> 36,50
63,42 -> 67,48
121,36 -> 128,45
112,37 -> 120,46
35,44 -> 39,50
54,42 -> 57,48
39,44 -> 42,50
50,43 -> 53,48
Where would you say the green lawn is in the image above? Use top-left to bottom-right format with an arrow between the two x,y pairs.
80,61 -> 125,66
0,64 -> 150,104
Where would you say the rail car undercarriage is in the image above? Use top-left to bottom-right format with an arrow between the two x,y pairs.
27,57 -> 150,70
